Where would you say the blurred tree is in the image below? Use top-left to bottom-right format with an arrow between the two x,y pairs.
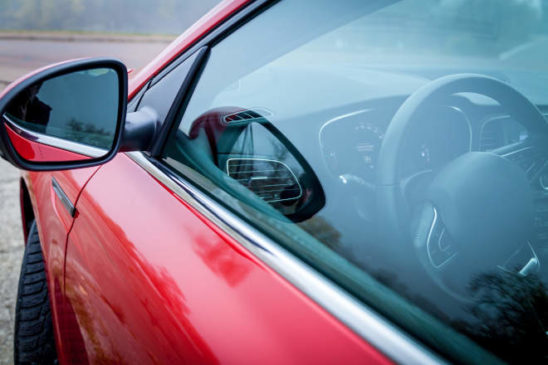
455,271 -> 548,363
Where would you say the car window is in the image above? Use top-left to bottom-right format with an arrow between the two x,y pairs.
133,49 -> 201,123
162,0 -> 548,362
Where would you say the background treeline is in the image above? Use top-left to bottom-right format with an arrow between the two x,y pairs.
0,0 -> 220,34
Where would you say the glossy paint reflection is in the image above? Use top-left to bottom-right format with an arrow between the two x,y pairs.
22,165 -> 100,362
6,122 -> 89,162
65,156 -> 218,363
61,154 -> 390,364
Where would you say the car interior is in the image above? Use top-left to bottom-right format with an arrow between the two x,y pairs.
160,0 -> 548,362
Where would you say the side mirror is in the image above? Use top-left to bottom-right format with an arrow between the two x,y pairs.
0,58 -> 127,171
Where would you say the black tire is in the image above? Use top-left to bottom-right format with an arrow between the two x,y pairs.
14,221 -> 58,365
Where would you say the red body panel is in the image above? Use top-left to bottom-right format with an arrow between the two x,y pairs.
24,166 -> 100,363
6,123 -> 88,162
19,0 -> 393,363
62,154 -> 390,364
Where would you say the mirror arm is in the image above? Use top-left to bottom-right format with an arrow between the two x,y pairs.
120,107 -> 158,152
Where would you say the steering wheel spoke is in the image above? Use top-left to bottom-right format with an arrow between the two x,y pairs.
414,204 -> 459,272
425,207 -> 458,270
498,241 -> 540,277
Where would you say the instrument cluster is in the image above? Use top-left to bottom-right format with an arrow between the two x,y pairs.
319,105 -> 473,182
319,109 -> 386,181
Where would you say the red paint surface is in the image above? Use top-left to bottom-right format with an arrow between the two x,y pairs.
62,154 -> 391,364
24,165 -> 99,364
5,123 -> 89,162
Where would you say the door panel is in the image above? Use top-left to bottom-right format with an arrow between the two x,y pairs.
63,153 -> 389,364
25,166 -> 100,363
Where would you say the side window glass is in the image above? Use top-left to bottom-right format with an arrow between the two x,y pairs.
167,106 -> 325,221
162,0 -> 548,363
135,49 -> 201,124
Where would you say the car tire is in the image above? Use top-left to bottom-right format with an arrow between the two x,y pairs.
14,221 -> 58,365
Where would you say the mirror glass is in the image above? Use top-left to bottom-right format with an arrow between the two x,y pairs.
2,67 -> 119,162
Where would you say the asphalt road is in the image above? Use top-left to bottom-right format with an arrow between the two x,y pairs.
0,35 -> 171,364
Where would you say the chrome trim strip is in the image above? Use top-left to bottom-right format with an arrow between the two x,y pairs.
519,243 -> 540,276
126,151 -> 445,365
4,114 -> 107,158
500,145 -> 533,158
318,108 -> 372,150
426,207 -> 457,269
51,177 -> 76,217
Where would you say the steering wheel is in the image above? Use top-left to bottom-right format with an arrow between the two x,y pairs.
376,74 -> 548,298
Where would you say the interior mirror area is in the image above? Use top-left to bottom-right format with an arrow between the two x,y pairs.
0,59 -> 127,170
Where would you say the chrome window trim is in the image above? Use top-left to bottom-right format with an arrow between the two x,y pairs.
126,151 -> 446,365
4,114 -> 107,157
426,207 -> 457,269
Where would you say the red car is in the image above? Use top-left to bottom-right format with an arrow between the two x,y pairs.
2,0 -> 548,363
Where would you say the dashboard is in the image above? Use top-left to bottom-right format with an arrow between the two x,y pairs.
319,108 -> 386,181
314,100 -> 548,252
479,115 -> 529,151
180,98 -> 548,231
319,104 -> 475,182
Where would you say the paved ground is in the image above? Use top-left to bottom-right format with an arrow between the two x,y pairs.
0,34 -> 172,364
0,33 -> 173,86
0,159 -> 21,364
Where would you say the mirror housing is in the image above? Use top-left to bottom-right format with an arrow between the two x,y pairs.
120,107 -> 158,152
0,58 -> 128,171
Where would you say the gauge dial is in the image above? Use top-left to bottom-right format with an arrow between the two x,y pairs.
320,110 -> 384,180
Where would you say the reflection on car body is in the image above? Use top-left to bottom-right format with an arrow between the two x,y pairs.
1,0 -> 548,364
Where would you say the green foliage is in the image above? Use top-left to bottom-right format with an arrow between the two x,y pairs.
0,0 -> 220,34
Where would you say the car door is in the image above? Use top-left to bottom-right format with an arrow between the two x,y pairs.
60,0 -> 446,362
62,37 -> 390,365
7,0 -> 547,363
60,1 -> 408,364
23,142 -> 101,360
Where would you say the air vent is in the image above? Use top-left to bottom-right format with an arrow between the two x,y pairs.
223,108 -> 272,125
479,120 -> 500,151
226,158 -> 302,203
503,146 -> 545,178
